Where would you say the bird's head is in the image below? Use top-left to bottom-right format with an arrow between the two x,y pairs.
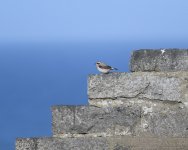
95,61 -> 101,67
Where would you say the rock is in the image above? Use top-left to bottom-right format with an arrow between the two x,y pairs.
16,137 -> 108,150
16,138 -> 37,150
88,72 -> 188,103
138,104 -> 188,137
52,105 -> 141,136
16,136 -> 188,150
52,103 -> 188,138
16,49 -> 188,150
130,49 -> 188,72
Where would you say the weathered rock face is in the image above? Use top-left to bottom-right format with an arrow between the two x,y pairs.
52,103 -> 188,138
140,102 -> 188,137
87,72 -> 188,137
16,49 -> 188,150
52,105 -> 141,137
16,137 -> 108,150
130,49 -> 188,72
88,72 -> 188,104
16,137 -> 188,150
139,105 -> 188,137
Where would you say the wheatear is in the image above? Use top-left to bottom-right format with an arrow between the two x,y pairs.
95,61 -> 118,74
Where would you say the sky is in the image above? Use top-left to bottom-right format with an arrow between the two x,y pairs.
1,0 -> 188,149
1,0 -> 188,42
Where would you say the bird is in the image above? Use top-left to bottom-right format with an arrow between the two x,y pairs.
95,61 -> 118,74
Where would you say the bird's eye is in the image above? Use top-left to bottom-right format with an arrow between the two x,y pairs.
96,62 -> 100,64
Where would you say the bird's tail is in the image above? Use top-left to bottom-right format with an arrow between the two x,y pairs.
112,67 -> 118,70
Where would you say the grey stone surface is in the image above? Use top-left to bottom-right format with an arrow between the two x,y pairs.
137,103 -> 188,137
16,137 -> 108,150
16,136 -> 188,150
52,105 -> 141,136
88,72 -> 188,103
107,136 -> 188,149
130,49 -> 188,72
52,103 -> 188,137
16,138 -> 37,150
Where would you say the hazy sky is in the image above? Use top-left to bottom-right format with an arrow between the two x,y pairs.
1,0 -> 188,149
1,0 -> 188,42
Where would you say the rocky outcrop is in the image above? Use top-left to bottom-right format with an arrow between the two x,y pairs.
16,49 -> 188,150
88,72 -> 188,103
52,105 -> 141,137
130,49 -> 188,72
16,136 -> 188,150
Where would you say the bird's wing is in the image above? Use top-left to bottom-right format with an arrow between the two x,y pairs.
99,64 -> 112,69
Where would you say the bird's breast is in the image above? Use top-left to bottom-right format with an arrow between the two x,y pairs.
97,66 -> 110,73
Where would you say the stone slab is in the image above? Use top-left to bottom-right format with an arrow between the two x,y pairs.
88,72 -> 188,103
52,105 -> 141,136
16,137 -> 108,150
52,104 -> 188,137
16,136 -> 188,150
130,49 -> 188,72
137,103 -> 188,137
